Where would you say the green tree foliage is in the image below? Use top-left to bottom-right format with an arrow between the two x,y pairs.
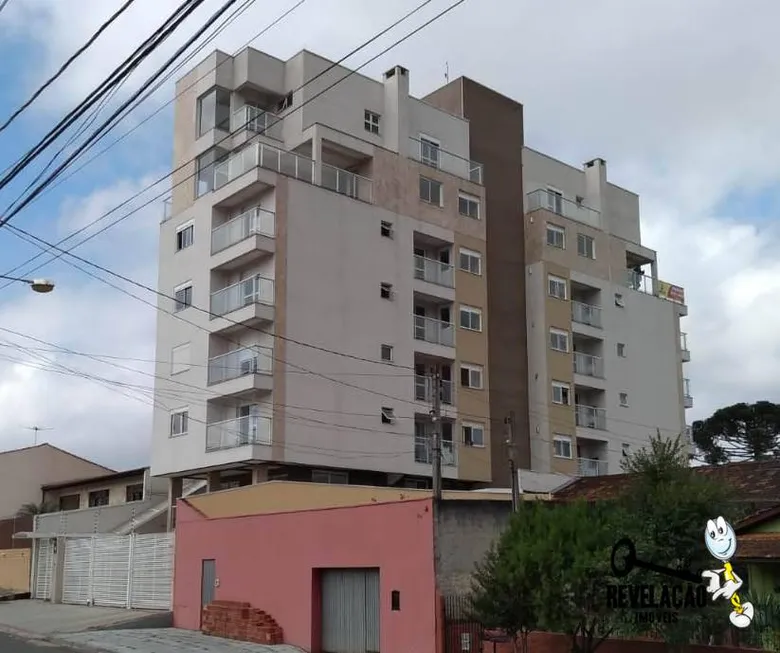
618,433 -> 736,645
691,401 -> 780,464
16,501 -> 56,517
470,499 -> 619,653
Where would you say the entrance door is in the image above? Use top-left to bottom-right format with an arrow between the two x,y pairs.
321,568 -> 380,653
201,559 -> 216,622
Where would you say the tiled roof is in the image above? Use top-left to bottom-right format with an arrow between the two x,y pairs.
734,533 -> 780,560
736,503 -> 780,533
553,459 -> 780,502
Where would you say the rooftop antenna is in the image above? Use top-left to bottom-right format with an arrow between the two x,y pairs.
26,425 -> 53,446
445,61 -> 449,83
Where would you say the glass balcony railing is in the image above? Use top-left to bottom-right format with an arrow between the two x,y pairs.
573,352 -> 604,378
571,301 -> 602,328
210,275 -> 274,317
321,163 -> 373,203
626,270 -> 686,306
408,137 -> 483,184
207,346 -> 273,385
578,457 -> 608,477
211,206 -> 275,254
414,374 -> 453,405
413,315 -> 455,347
206,415 -> 272,451
413,255 -> 454,288
526,188 -> 600,228
575,404 -> 607,431
414,435 -> 456,466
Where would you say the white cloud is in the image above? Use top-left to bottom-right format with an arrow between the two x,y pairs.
1,0 -> 779,468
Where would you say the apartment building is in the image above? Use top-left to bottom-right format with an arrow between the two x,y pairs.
426,79 -> 691,482
152,48 -> 493,512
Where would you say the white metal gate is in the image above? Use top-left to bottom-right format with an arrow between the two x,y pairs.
34,533 -> 174,609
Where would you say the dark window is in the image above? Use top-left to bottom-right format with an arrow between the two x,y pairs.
174,285 -> 192,312
196,149 -> 226,196
59,494 -> 80,511
88,489 -> 110,508
197,88 -> 231,137
176,224 -> 193,251
126,483 -> 144,502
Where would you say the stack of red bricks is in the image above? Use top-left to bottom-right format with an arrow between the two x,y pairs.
201,600 -> 284,645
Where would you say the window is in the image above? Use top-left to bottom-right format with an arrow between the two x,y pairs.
176,223 -> 193,251
622,443 -> 631,456
463,422 -> 485,447
577,233 -> 595,259
170,409 -> 189,437
549,328 -> 569,352
380,220 -> 393,238
459,306 -> 482,331
171,343 -> 191,375
174,283 -> 193,312
460,364 -> 483,390
196,149 -> 224,196
380,344 -> 393,362
545,188 -> 564,214
614,293 -> 624,307
458,192 -> 480,219
59,494 -> 80,511
276,91 -> 294,112
552,381 -> 571,405
364,110 -> 380,135
619,392 -> 629,407
312,469 -> 349,484
380,282 -> 393,299
548,275 -> 567,300
553,434 -> 573,459
420,135 -> 440,168
88,489 -> 110,508
126,483 -> 144,502
381,407 -> 395,424
459,248 -> 482,275
197,87 -> 231,137
617,343 -> 626,358
420,176 -> 443,206
404,479 -> 428,489
546,223 -> 565,248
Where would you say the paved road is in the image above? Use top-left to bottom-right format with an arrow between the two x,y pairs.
0,632 -> 84,652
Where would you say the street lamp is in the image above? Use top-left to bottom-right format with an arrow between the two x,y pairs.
0,275 -> 55,294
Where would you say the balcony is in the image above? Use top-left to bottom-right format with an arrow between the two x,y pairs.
162,198 -> 172,223
321,163 -> 373,203
680,332 -> 691,362
414,435 -> 456,466
526,189 -> 600,229
207,346 -> 273,397
571,301 -> 602,329
626,270 -> 687,310
210,207 -> 275,271
683,378 -> 693,409
408,137 -> 483,184
230,105 -> 282,140
413,315 -> 455,348
578,457 -> 608,477
414,255 -> 454,289
414,374 -> 453,405
573,352 -> 604,378
206,415 -> 272,452
209,276 -> 274,334
575,404 -> 607,431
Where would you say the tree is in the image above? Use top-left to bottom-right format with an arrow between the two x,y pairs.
692,401 -> 780,464
16,501 -> 57,517
618,433 -> 737,646
470,499 -> 620,653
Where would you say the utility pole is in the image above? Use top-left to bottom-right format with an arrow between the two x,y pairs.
505,412 -> 520,511
430,365 -> 443,584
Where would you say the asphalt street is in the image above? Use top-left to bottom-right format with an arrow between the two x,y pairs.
0,632 -> 85,652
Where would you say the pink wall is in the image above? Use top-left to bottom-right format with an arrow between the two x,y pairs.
174,497 -> 437,653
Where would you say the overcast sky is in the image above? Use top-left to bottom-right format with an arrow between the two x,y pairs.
0,0 -> 777,470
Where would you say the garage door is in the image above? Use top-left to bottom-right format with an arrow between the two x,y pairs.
321,568 -> 380,653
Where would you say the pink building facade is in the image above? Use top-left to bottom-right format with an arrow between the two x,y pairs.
174,497 -> 438,653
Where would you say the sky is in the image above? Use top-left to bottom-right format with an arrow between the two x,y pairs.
0,0 -> 777,470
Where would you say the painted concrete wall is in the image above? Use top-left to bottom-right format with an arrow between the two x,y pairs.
35,498 -> 160,534
174,498 -> 437,653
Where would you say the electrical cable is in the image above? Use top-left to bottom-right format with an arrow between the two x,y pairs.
0,0 -> 138,134
0,0 -> 445,280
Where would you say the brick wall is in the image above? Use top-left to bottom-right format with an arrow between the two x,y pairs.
201,600 -> 283,645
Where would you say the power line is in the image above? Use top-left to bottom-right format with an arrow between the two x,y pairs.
0,0 -> 308,288
0,0 -> 449,281
0,0 -> 138,134
0,0 -> 11,17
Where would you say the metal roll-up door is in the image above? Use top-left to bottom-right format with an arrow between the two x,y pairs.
129,533 -> 174,610
91,535 -> 130,607
62,538 -> 92,605
33,539 -> 55,600
321,568 -> 380,653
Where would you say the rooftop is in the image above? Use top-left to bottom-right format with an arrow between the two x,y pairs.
734,533 -> 780,560
41,467 -> 146,491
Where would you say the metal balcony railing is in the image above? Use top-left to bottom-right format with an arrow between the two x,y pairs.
526,188 -> 600,227
573,352 -> 604,378
413,315 -> 455,347
207,346 -> 273,385
210,275 -> 274,317
414,435 -> 456,466
214,142 -> 315,190
230,105 -> 282,139
571,301 -> 602,328
206,415 -> 272,451
408,137 -> 483,184
578,457 -> 608,477
211,206 -> 275,254
414,375 -> 453,405
413,255 -> 454,288
575,404 -> 607,431
321,163 -> 373,203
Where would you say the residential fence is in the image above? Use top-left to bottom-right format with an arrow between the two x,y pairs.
0,548 -> 30,592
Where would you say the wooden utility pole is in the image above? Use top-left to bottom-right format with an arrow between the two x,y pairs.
505,412 -> 520,511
